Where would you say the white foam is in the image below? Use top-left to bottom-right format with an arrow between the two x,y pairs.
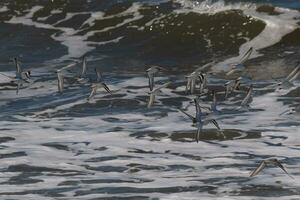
174,0 -> 300,71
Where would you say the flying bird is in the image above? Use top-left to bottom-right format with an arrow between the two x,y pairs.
250,158 -> 293,179
226,47 -> 253,76
87,82 -> 111,101
179,97 -> 222,142
146,66 -> 167,91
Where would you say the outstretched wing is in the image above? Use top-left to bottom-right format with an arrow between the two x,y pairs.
14,58 -> 21,78
241,85 -> 253,106
209,119 -> 221,130
250,161 -> 266,177
288,68 -> 300,82
57,72 -> 64,93
81,56 -> 87,78
240,47 -> 253,64
211,91 -> 217,112
87,85 -> 97,100
194,61 -> 215,73
286,65 -> 300,82
101,82 -> 112,94
275,160 -> 294,179
179,109 -> 195,121
147,93 -> 155,108
148,73 -> 154,91
95,68 -> 103,82
155,81 -> 171,91
196,123 -> 202,143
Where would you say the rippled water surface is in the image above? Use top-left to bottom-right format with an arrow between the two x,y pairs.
0,0 -> 299,199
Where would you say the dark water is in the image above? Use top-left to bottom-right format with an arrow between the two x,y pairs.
0,0 -> 299,199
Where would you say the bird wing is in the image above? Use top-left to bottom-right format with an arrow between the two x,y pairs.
241,85 -> 253,106
186,77 -> 191,93
274,160 -> 294,179
59,62 -> 77,72
147,93 -> 155,108
14,58 -> 22,77
226,69 -> 238,76
194,98 -> 202,120
155,81 -> 171,91
157,66 -> 167,71
209,119 -> 221,130
288,68 -> 300,82
211,91 -> 217,112
240,47 -> 253,64
16,80 -> 21,95
148,72 -> 154,91
286,66 -> 300,81
88,85 -> 97,100
57,73 -> 64,93
81,56 -> 87,77
250,161 -> 266,177
95,68 -> 103,82
179,109 -> 195,121
196,123 -> 202,143
194,61 -> 215,73
101,82 -> 112,94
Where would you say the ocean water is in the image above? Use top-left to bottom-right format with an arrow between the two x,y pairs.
0,0 -> 299,199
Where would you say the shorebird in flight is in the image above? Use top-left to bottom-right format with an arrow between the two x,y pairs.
224,77 -> 242,99
226,47 -> 253,76
87,82 -> 111,101
250,158 -> 293,179
146,66 -> 167,91
179,97 -> 222,142
280,105 -> 300,116
185,62 -> 214,94
276,64 -> 300,89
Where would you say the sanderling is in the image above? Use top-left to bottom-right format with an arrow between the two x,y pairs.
87,82 -> 111,101
224,77 -> 242,99
185,62 -> 214,94
146,66 -> 167,91
179,97 -> 222,142
276,64 -> 300,89
147,81 -> 171,108
226,47 -> 253,76
14,58 -> 31,81
280,105 -> 300,115
250,158 -> 293,179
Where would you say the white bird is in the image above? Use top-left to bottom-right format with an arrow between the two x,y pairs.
146,66 -> 167,91
185,71 -> 200,94
179,97 -> 222,142
224,77 -> 242,99
250,158 -> 293,179
87,82 -> 111,101
280,105 -> 300,115
57,62 -> 77,73
185,62 -> 214,94
226,47 -> 253,76
277,64 -> 300,89
147,82 -> 171,108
